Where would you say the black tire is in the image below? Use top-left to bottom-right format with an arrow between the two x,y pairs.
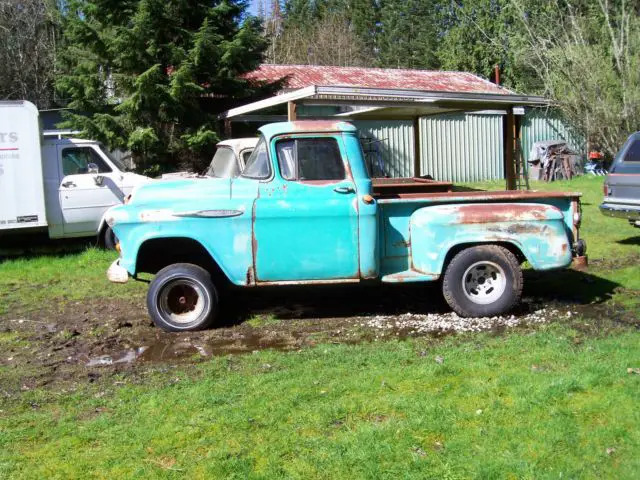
147,263 -> 218,332
442,245 -> 523,318
102,226 -> 118,250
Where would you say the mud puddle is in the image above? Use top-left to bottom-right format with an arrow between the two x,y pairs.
84,331 -> 308,367
1,279 -> 637,392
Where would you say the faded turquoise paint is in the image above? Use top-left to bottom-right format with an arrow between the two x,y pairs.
410,203 -> 572,275
253,132 -> 360,281
110,176 -> 255,285
109,120 -> 580,289
378,202 -> 415,275
343,133 -> 379,278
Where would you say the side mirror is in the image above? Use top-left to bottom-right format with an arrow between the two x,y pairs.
87,163 -> 104,185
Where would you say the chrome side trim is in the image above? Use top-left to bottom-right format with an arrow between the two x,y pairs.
173,209 -> 244,218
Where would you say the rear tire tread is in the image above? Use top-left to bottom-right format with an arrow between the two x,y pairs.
442,245 -> 523,318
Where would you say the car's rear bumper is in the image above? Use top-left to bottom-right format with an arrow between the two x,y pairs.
599,201 -> 640,221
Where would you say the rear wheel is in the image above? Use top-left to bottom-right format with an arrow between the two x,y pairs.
442,245 -> 522,318
147,263 -> 218,332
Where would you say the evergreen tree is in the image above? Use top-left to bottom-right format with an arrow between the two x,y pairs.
282,0 -> 323,29
376,0 -> 440,69
341,0 -> 380,56
57,0 -> 267,174
437,0 -> 514,85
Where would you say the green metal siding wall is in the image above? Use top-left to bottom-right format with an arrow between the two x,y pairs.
352,120 -> 415,178
521,109 -> 586,161
419,113 -> 504,182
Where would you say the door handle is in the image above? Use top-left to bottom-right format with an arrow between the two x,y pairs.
62,181 -> 77,188
334,186 -> 355,194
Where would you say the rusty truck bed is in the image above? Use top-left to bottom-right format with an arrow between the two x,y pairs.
372,178 -> 581,203
371,177 -> 453,195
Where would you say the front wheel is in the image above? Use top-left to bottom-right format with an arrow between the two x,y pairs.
147,263 -> 218,332
442,245 -> 523,318
102,226 -> 118,250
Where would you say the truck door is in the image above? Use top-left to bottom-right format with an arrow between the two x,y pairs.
58,144 -> 124,235
253,135 -> 360,282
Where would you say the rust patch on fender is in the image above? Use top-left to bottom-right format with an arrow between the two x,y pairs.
246,267 -> 255,285
457,204 -> 550,224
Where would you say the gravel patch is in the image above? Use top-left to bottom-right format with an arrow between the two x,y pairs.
361,308 -> 573,335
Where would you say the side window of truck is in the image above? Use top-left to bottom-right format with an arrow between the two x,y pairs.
242,138 -> 270,180
612,137 -> 640,174
61,148 -> 112,176
276,138 -> 345,181
623,139 -> 640,163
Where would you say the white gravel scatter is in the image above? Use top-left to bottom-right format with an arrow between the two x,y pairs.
363,308 -> 566,335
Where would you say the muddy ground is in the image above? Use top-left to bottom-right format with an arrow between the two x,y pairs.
1,266 -> 638,396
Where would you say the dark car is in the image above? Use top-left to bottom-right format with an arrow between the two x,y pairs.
600,132 -> 640,228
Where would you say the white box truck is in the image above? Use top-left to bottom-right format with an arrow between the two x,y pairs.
0,101 -> 150,248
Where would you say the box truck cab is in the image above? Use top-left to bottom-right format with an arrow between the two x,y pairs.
0,100 -> 150,247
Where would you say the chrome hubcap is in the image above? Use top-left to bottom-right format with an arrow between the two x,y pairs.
462,261 -> 506,305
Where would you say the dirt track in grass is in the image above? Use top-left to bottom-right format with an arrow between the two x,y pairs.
1,267 -> 637,395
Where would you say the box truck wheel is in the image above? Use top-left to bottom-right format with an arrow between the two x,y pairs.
147,263 -> 218,332
442,245 -> 522,318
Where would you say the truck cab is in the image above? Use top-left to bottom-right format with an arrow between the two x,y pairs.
41,137 -> 149,242
107,121 -> 585,332
0,100 -> 151,247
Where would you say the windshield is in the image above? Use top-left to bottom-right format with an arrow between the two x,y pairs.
206,147 -> 240,178
241,136 -> 270,179
102,146 -> 128,172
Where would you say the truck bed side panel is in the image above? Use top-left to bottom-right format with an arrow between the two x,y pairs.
410,203 -> 572,274
378,195 -> 577,277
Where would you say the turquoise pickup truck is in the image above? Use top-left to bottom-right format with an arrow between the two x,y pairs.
106,121 -> 587,332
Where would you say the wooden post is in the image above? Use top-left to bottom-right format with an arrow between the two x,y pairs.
413,117 -> 421,178
287,101 -> 297,121
224,119 -> 232,138
505,109 -> 516,190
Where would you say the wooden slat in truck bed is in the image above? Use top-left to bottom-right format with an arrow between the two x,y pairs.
371,177 -> 453,196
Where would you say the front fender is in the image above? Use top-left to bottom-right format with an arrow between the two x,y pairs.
108,203 -> 254,286
410,203 -> 572,275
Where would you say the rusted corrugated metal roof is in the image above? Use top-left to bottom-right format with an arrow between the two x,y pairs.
245,64 -> 512,95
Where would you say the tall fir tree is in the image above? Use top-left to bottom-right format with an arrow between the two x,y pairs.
376,0 -> 440,69
56,0 -> 268,174
341,0 -> 380,57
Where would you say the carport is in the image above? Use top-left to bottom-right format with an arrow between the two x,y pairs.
219,65 -> 548,189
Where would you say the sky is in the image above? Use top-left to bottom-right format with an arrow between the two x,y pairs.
248,0 -> 261,16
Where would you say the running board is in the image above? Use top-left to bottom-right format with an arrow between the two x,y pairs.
381,270 -> 439,283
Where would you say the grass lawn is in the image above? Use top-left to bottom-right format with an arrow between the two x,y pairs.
0,175 -> 638,478
2,326 -> 639,478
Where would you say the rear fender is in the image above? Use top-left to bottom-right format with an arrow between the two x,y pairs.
409,203 -> 572,275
